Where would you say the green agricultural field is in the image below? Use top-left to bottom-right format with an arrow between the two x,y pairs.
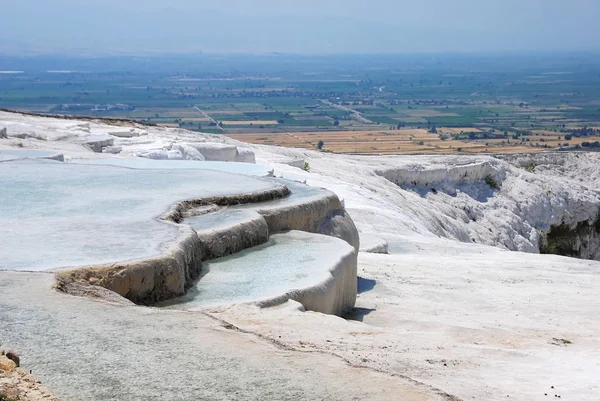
1,53 -> 600,153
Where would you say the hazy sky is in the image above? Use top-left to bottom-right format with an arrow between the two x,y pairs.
2,0 -> 599,55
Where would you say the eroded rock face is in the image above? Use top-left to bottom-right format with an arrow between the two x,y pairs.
287,248 -> 357,316
0,351 -> 59,401
316,210 -> 360,252
540,216 -> 600,260
378,160 -> 505,195
196,213 -> 269,261
58,228 -> 204,305
376,155 -> 600,259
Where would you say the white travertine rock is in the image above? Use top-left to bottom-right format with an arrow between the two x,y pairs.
191,209 -> 270,261
0,271 -> 425,401
257,232 -> 357,315
235,148 -> 256,163
171,143 -> 206,161
83,135 -> 114,153
0,160 -> 281,274
283,158 -> 306,169
374,157 -> 600,258
136,148 -> 185,160
359,234 -> 389,254
103,145 -> 122,154
109,130 -> 138,138
136,149 -> 171,159
165,231 -> 357,315
0,148 -> 64,162
192,143 -> 238,161
2,110 -> 600,401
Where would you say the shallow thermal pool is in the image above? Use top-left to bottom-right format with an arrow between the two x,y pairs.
72,158 -> 270,176
160,231 -> 351,310
0,148 -> 63,161
187,208 -> 261,231
185,179 -> 328,231
0,159 -> 280,271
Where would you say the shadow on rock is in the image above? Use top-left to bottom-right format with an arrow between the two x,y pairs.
343,307 -> 376,322
357,277 -> 376,294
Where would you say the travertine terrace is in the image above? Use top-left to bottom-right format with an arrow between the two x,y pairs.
1,110 -> 599,401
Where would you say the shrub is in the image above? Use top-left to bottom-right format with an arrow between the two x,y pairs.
538,230 -> 558,255
525,163 -> 536,173
485,174 -> 499,189
303,162 -> 310,171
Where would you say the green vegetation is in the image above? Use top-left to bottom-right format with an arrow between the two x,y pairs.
540,216 -> 600,257
539,232 -> 559,255
485,175 -> 499,189
550,337 -> 573,346
1,53 -> 600,148
526,163 -> 536,173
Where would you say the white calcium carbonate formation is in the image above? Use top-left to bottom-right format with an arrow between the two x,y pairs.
1,110 -> 599,401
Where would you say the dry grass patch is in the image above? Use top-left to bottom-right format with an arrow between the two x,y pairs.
226,128 -> 564,155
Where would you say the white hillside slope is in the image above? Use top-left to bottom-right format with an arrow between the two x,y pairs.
207,134 -> 600,401
375,156 -> 600,257
244,145 -> 600,260
212,144 -> 600,401
1,111 -> 599,401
